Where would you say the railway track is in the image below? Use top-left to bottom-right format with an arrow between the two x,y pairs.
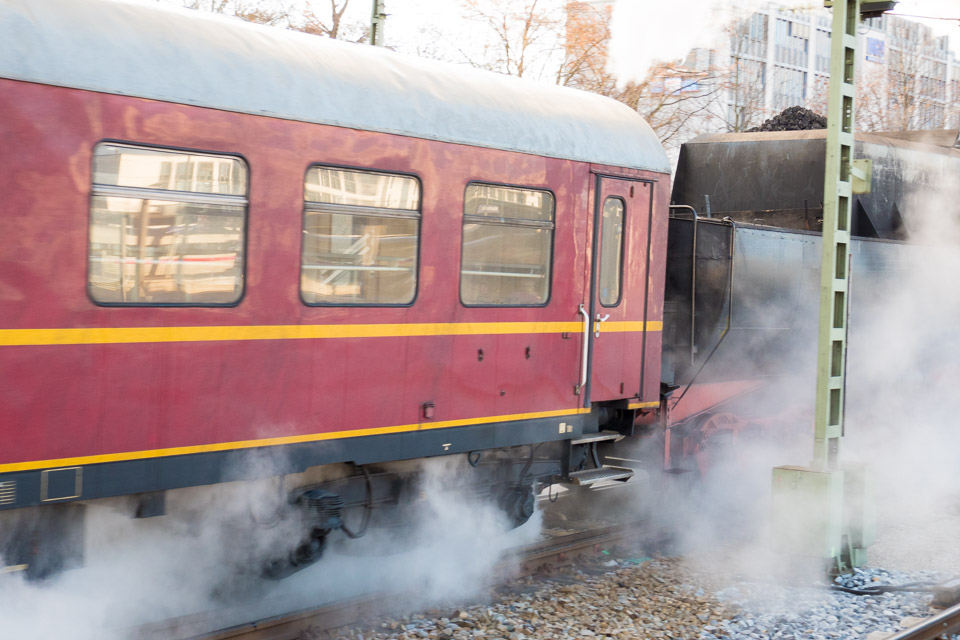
861,578 -> 960,640
870,580 -> 960,640
133,517 -> 661,640
880,603 -> 960,640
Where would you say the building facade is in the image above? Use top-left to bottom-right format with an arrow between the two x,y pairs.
721,4 -> 960,131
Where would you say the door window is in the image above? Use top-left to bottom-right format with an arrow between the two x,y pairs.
598,196 -> 625,306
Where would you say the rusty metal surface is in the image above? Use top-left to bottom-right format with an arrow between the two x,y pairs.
881,601 -> 960,640
670,130 -> 960,240
664,217 -> 918,390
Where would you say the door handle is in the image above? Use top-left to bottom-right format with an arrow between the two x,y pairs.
594,313 -> 610,337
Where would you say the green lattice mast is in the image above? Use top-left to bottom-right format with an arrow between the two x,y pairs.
814,0 -> 860,470
773,0 -> 894,572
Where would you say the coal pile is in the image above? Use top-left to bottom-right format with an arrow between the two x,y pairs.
748,106 -> 827,132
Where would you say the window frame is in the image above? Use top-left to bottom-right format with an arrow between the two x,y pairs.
86,139 -> 250,308
459,181 -> 556,308
598,195 -> 627,309
299,163 -> 424,308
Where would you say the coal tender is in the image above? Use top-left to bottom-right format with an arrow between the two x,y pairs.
661,129 -> 960,448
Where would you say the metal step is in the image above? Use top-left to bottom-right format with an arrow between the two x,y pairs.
570,430 -> 624,446
0,564 -> 27,575
566,466 -> 634,486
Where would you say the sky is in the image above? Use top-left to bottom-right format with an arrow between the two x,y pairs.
339,0 -> 960,80
607,0 -> 959,84
156,0 -> 960,81
888,0 -> 960,37
363,1 -> 960,40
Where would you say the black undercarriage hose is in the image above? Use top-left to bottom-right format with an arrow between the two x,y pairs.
828,581 -> 935,596
340,465 -> 373,539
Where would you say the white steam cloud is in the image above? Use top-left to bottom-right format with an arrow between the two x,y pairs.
844,181 -> 960,527
618,159 -> 960,585
0,455 -> 540,638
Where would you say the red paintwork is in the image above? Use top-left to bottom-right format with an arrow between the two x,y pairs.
581,170 -> 669,406
642,179 -> 670,403
0,78 -> 671,469
667,380 -> 765,426
590,177 -> 649,402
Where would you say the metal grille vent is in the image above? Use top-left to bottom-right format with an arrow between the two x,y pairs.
0,481 -> 15,506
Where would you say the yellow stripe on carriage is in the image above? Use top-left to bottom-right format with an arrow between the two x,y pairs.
0,407 -> 593,473
0,321 -> 662,347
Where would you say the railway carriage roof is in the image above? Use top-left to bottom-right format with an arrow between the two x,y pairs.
0,0 -> 670,174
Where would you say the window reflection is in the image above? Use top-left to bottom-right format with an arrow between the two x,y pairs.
304,167 -> 419,210
598,197 -> 625,307
464,185 -> 554,222
301,168 -> 420,305
88,144 -> 247,305
461,184 -> 554,306
92,145 -> 246,195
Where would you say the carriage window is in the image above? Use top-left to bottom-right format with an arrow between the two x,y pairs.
460,184 -> 554,306
301,167 -> 420,305
598,197 -> 625,307
88,144 -> 247,305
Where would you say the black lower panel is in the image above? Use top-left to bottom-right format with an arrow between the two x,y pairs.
0,412 -> 590,511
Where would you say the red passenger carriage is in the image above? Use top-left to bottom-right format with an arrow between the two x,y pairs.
0,0 -> 671,576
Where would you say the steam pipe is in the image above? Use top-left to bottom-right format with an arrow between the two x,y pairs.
691,212 -> 698,366
672,218 -> 736,411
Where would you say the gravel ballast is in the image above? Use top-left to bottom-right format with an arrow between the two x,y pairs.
307,553 -> 942,640
301,506 -> 960,640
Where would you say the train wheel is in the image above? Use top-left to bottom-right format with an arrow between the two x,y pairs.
691,412 -> 746,477
1,504 -> 85,580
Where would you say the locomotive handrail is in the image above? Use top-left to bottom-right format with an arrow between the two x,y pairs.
667,204 -> 699,218
577,303 -> 590,396
669,205 -> 700,366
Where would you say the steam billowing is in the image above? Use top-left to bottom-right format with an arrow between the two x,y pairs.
633,167 -> 960,580
844,182 -> 960,522
0,456 -> 540,638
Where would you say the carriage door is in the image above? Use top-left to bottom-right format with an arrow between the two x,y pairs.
586,176 -> 653,404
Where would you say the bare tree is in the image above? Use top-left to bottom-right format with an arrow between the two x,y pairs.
177,0 -> 366,41
851,18 -> 949,132
179,0 -> 287,25
849,64 -> 897,131
886,34 -> 946,130
459,0 -> 563,80
560,2 -> 727,152
294,0 -> 367,41
558,1 -> 614,92
639,65 -> 731,154
720,17 -> 769,132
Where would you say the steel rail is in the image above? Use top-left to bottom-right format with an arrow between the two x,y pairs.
136,519 -> 657,640
881,602 -> 960,640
